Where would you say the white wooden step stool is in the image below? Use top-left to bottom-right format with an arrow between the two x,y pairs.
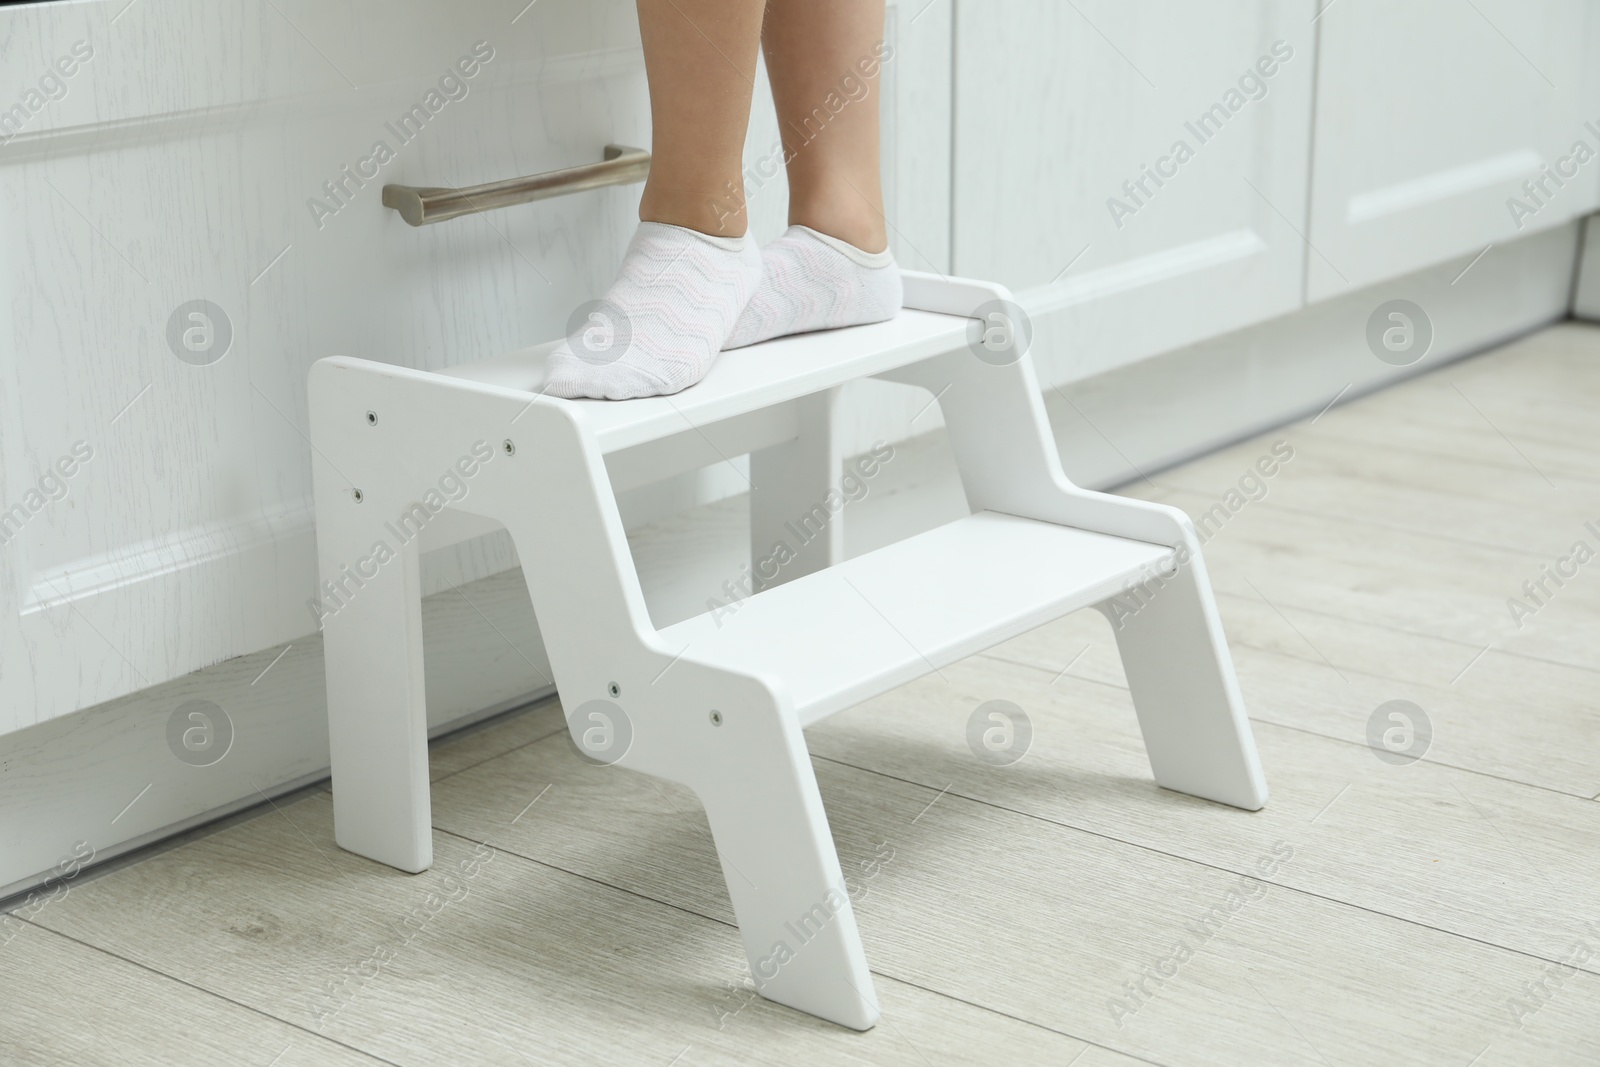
308,271 -> 1268,1031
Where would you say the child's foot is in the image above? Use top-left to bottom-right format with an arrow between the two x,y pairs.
723,225 -> 902,350
544,222 -> 762,400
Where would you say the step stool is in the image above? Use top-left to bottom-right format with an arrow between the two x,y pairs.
307,271 -> 1268,1031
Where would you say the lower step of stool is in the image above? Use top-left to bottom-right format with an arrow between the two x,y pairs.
657,510 -> 1174,726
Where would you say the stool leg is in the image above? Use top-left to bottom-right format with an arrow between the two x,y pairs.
1099,553 -> 1268,811
749,389 -> 843,591
488,403 -> 877,1027
315,492 -> 433,872
654,671 -> 878,1030
698,729 -> 879,1030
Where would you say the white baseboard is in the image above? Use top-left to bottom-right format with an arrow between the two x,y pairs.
0,564 -> 554,903
1048,220 -> 1579,490
0,220 -> 1580,900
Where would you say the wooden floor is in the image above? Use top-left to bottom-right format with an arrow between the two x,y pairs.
7,324 -> 1600,1066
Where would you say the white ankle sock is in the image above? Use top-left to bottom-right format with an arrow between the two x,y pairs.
543,222 -> 763,400
723,225 -> 903,350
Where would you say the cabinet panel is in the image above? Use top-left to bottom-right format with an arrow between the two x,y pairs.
953,0 -> 1316,385
0,0 -> 651,729
1306,0 -> 1598,300
0,0 -> 941,731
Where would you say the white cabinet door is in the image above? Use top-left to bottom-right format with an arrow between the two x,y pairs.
1306,0 -> 1599,301
0,0 -> 945,733
952,1 -> 1316,385
0,0 -> 651,730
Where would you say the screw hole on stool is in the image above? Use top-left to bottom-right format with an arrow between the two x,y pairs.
607,682 -> 621,698
503,439 -> 516,456
709,710 -> 723,726
352,488 -> 365,503
366,410 -> 377,425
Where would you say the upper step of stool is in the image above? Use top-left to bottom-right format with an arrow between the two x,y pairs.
656,510 -> 1175,728
436,271 -> 1000,453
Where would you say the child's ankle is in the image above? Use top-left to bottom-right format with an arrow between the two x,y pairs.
785,207 -> 887,255
638,191 -> 748,239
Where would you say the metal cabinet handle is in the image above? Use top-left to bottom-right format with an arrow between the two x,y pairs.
382,144 -> 650,226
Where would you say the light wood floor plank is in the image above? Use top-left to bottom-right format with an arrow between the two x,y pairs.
804,655 -> 1600,974
418,726 -> 1600,1065
27,791 -> 1120,1067
1151,432 -> 1595,558
981,595 -> 1600,797
0,918 -> 385,1067
420,677 -> 1600,988
1128,484 -> 1600,672
425,696 -> 565,783
1337,322 -> 1600,441
1305,363 -> 1600,489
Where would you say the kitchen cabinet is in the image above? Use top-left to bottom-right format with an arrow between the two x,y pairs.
1,0 -> 653,730
0,0 -> 953,734
951,0 -> 1316,384
1305,0 -> 1600,299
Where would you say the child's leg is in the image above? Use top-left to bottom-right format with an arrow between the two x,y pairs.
763,0 -> 888,251
636,0 -> 764,236
545,0 -> 766,400
724,0 -> 902,350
